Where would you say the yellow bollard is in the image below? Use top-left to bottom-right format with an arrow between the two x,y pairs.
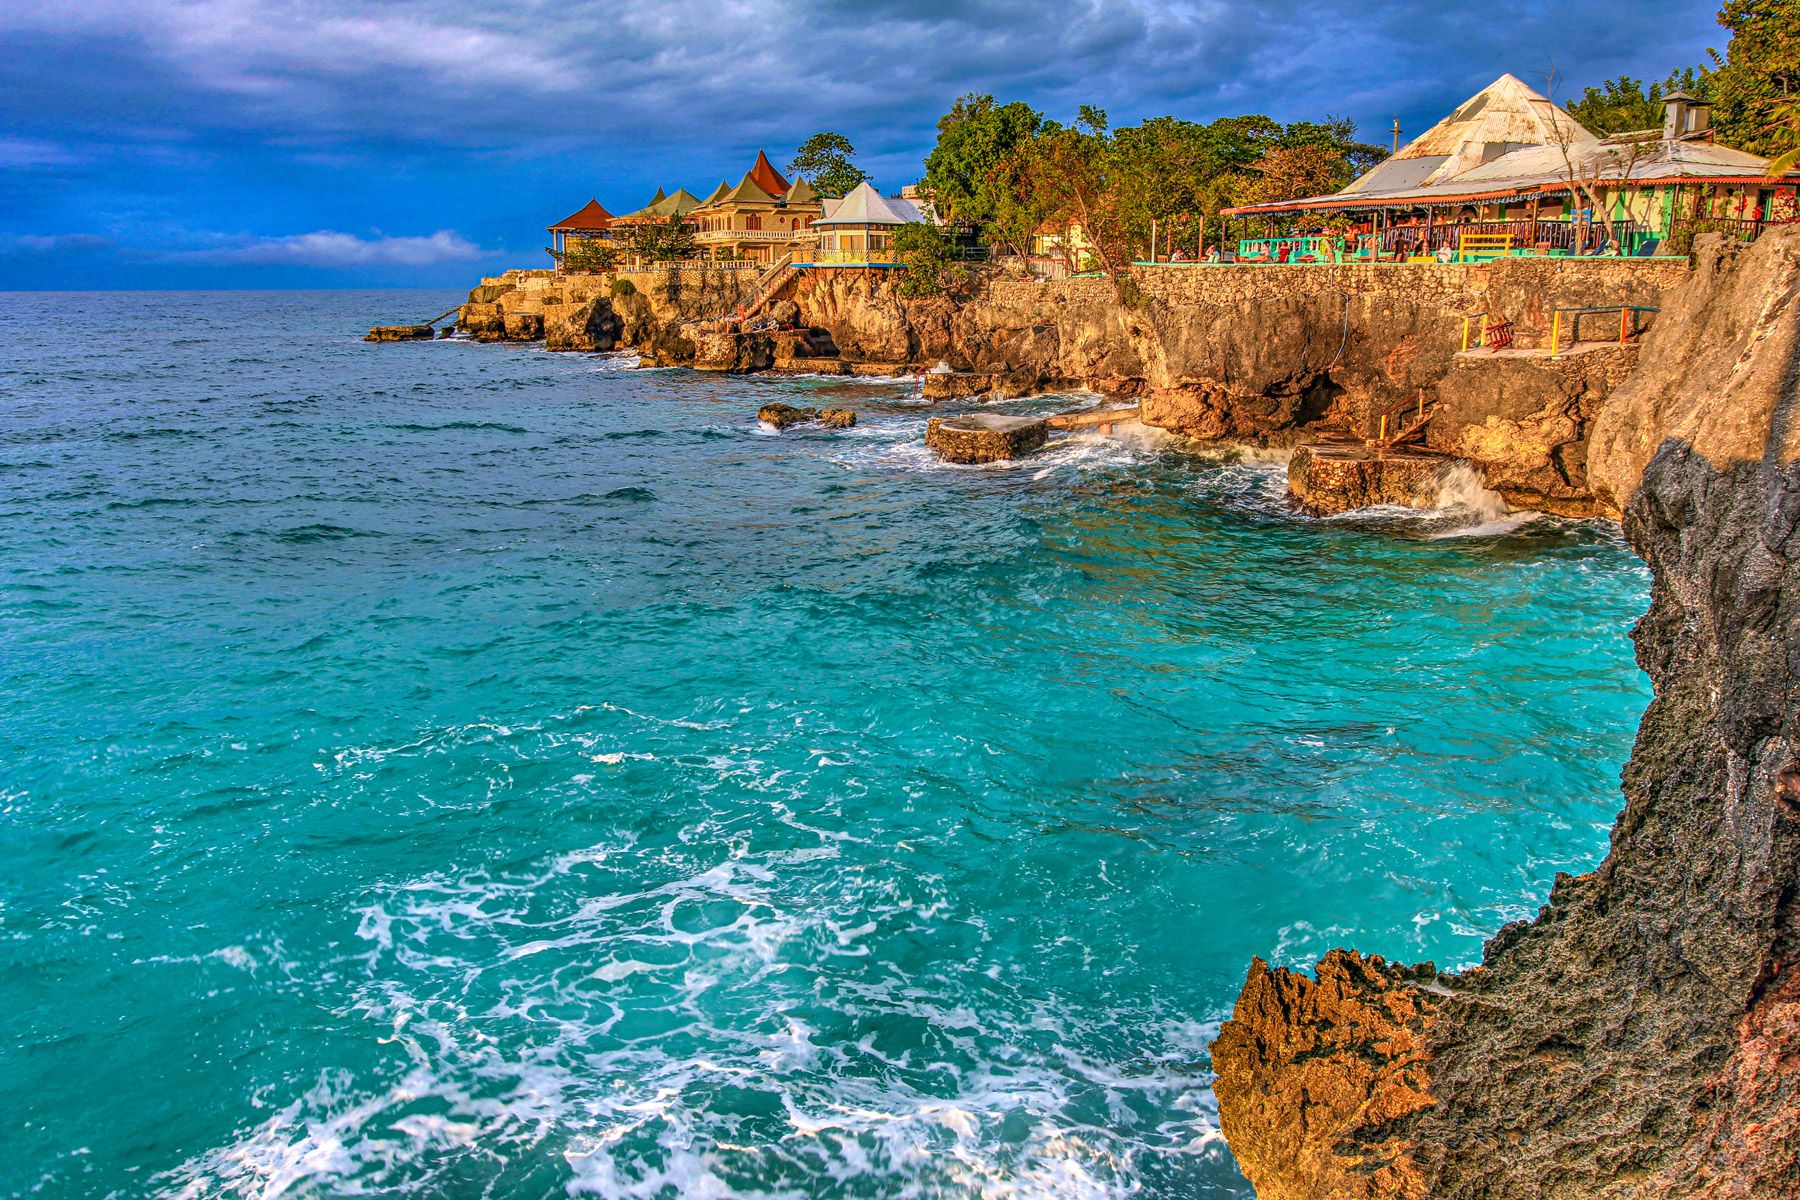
1378,413 -> 1387,442
1462,316 -> 1471,352
1550,310 -> 1561,359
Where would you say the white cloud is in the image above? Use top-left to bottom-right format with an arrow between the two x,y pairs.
169,229 -> 491,267
0,233 -> 113,259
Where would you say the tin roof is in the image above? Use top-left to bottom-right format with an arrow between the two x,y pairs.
1224,73 -> 1791,217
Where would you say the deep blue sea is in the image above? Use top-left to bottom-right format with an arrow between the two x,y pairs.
1,290 -> 1651,1199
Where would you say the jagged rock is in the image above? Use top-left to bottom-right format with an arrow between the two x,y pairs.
458,301 -> 507,342
364,325 -> 433,342
1212,950 -> 1439,1200
925,413 -> 1048,463
1286,444 -> 1456,516
767,299 -> 801,325
922,372 -> 1004,400
502,312 -> 544,341
757,403 -> 818,430
818,408 -> 855,429
543,298 -> 622,352
694,330 -> 774,372
1214,226 -> 1800,1200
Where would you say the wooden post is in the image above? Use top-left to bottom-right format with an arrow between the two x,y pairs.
1620,306 -> 1629,344
1151,218 -> 1158,263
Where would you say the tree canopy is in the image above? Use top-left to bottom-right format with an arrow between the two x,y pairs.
789,132 -> 870,199
1564,71 -> 1714,135
1708,0 -> 1800,156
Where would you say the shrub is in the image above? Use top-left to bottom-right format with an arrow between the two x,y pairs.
609,278 -> 637,299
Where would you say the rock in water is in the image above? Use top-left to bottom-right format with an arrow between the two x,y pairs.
365,325 -> 434,342
819,409 -> 856,429
925,414 -> 1049,463
758,404 -> 818,430
1286,444 -> 1456,516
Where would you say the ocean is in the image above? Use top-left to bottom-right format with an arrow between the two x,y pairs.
0,290 -> 1651,1198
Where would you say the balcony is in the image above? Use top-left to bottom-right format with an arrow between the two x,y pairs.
694,229 -> 812,244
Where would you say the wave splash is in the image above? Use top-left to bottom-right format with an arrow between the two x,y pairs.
155,826 -> 1225,1199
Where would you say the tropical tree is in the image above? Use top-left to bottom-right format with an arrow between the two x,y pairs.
1709,0 -> 1800,155
625,216 -> 696,263
892,222 -> 963,298
922,94 -> 1047,226
789,132 -> 869,199
1565,71 -> 1714,135
561,237 -> 620,272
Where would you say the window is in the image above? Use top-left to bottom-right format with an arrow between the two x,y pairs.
747,214 -> 762,231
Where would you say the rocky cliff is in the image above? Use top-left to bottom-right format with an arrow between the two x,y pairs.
1212,228 -> 1800,1200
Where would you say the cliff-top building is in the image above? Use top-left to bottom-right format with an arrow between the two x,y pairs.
1223,74 -> 1797,257
689,152 -> 824,264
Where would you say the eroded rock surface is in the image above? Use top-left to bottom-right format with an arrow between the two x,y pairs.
925,413 -> 1048,463
1213,230 -> 1800,1200
1286,445 -> 1457,516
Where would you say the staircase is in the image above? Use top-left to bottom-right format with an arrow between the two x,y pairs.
738,252 -> 798,321
1372,389 -> 1440,448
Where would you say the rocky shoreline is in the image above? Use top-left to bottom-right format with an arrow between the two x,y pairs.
451,254 -> 1686,515
442,232 -> 1800,1198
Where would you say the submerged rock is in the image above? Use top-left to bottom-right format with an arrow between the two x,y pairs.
925,413 -> 1048,463
757,404 -> 855,431
758,403 -> 817,430
1286,444 -> 1457,516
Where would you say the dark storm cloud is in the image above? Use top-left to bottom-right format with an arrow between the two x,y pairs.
0,0 -> 1723,286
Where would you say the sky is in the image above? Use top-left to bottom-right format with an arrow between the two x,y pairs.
0,0 -> 1728,289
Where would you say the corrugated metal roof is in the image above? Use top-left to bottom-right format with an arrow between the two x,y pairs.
1225,73 -> 1790,217
1341,73 -> 1596,194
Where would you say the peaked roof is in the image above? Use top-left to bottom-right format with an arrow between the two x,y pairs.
706,173 -> 777,207
616,188 -> 703,222
1343,74 -> 1597,196
648,187 -> 667,205
748,149 -> 790,196
814,181 -> 931,226
699,179 -> 732,205
548,199 -> 614,231
785,178 -> 819,205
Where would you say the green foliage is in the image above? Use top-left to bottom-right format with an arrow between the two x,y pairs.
892,222 -> 955,298
1565,71 -> 1714,135
561,236 -> 620,272
789,132 -> 870,199
922,93 -> 1048,228
1709,0 -> 1800,157
609,277 -> 637,299
625,216 -> 696,263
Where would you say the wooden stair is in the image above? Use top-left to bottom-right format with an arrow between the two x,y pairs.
1372,390 -> 1439,448
739,252 -> 799,320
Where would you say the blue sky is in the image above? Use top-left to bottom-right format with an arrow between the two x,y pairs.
1,0 -> 1725,289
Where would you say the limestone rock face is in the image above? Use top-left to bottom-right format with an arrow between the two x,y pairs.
543,298 -> 621,352
1213,227 -> 1800,1200
1286,445 -> 1455,516
693,330 -> 773,373
1212,951 -> 1439,1200
1590,228 -> 1800,515
1429,345 -> 1638,516
925,413 -> 1048,463
818,408 -> 855,429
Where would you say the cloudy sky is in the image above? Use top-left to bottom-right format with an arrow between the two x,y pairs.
1,0 -> 1724,289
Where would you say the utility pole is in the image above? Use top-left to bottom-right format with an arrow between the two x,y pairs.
1391,116 -> 1402,155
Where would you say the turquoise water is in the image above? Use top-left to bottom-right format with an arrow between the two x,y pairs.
1,290 -> 1650,1199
